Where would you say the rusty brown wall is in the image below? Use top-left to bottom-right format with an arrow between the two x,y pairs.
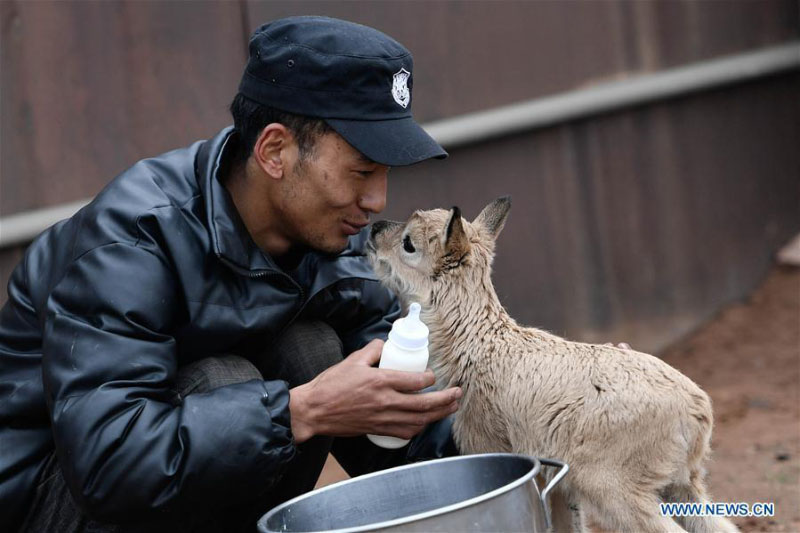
248,0 -> 798,120
1,0 -> 245,216
2,0 -> 799,352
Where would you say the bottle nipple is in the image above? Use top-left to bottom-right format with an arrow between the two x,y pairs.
388,302 -> 429,350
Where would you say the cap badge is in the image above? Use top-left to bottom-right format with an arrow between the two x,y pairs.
391,68 -> 411,108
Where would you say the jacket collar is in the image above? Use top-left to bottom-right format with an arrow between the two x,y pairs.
195,127 -> 378,284
196,126 -> 277,273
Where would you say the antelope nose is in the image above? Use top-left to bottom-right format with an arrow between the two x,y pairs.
370,220 -> 390,239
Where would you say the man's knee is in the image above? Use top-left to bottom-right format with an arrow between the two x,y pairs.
175,355 -> 261,398
269,320 -> 344,387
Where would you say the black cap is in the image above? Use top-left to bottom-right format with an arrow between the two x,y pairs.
238,16 -> 447,166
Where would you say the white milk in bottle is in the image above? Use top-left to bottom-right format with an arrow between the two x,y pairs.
367,302 -> 429,449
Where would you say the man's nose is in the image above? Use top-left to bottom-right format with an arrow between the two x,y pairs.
359,170 -> 388,214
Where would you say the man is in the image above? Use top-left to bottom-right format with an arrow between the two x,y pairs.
0,16 -> 461,532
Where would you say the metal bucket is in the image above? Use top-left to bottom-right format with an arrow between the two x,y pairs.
257,453 -> 568,533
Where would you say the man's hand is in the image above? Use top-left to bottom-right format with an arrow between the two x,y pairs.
289,339 -> 461,444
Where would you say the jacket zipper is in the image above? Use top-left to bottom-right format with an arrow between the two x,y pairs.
217,254 -> 306,301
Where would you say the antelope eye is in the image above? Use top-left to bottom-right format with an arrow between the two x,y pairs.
402,235 -> 416,253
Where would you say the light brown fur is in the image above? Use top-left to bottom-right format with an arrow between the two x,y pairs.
367,198 -> 738,533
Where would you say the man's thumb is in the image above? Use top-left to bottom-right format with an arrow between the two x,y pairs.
348,339 -> 384,366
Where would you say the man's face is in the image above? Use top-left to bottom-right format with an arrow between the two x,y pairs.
276,132 -> 389,255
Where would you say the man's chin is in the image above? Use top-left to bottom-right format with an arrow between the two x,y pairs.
311,237 -> 350,256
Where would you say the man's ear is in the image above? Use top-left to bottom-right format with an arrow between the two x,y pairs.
474,196 -> 511,239
442,206 -> 469,253
252,123 -> 293,179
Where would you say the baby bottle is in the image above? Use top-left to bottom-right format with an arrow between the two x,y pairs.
367,302 -> 430,449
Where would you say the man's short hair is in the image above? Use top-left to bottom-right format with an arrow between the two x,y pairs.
229,93 -> 332,167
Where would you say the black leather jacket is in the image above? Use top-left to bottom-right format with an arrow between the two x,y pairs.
0,127 -> 453,529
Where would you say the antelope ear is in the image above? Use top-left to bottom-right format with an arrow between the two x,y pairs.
474,196 -> 511,239
443,206 -> 469,252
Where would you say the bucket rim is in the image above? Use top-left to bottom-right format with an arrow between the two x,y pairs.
257,452 -> 542,533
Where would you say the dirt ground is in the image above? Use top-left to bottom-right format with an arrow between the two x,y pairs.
316,266 -> 800,532
659,266 -> 800,532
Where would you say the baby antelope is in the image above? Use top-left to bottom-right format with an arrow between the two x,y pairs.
366,197 -> 738,533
